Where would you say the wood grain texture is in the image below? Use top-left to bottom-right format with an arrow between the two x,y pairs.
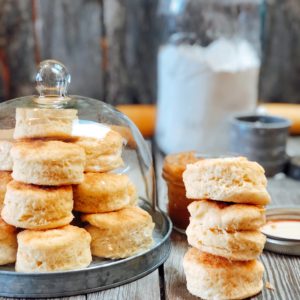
0,296 -> 86,300
87,271 -> 160,300
103,0 -> 158,105
0,0 -> 36,101
36,0 -> 103,99
1,0 -> 300,105
260,0 -> 300,103
155,137 -> 300,300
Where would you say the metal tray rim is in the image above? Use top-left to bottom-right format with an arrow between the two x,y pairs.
0,240 -> 171,298
0,203 -> 172,277
0,201 -> 173,298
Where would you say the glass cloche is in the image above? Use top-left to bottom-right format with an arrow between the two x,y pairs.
0,60 -> 171,297
0,60 -> 155,207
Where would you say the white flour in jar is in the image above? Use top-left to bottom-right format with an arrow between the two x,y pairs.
155,38 -> 260,154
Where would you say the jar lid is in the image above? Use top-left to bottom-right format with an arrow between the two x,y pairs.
261,207 -> 300,256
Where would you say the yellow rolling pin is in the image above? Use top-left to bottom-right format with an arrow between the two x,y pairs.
116,104 -> 156,138
259,103 -> 300,135
117,103 -> 300,137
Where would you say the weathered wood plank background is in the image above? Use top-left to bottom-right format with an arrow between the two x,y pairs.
0,0 -> 299,104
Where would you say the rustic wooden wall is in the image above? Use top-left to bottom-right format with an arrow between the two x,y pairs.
0,0 -> 104,101
103,0 -> 158,105
260,0 -> 300,103
36,0 -> 104,99
0,0 -> 36,100
0,0 -> 299,104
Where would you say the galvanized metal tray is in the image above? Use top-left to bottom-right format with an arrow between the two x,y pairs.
0,200 -> 172,298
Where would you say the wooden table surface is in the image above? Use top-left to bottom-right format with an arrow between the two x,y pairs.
1,138 -> 300,300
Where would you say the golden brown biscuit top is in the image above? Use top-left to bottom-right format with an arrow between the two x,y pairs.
78,172 -> 131,193
186,247 -> 256,269
7,180 -> 72,194
0,171 -> 12,185
109,125 -> 136,148
0,217 -> 16,235
185,157 -> 267,186
74,129 -> 123,155
82,207 -> 152,229
17,225 -> 91,248
11,140 -> 85,162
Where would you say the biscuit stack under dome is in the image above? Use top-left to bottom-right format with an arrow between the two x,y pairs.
0,108 -> 92,272
182,157 -> 270,300
72,123 -> 154,259
0,141 -> 16,266
0,105 -> 154,272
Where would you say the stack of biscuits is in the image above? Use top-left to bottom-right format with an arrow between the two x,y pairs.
1,108 -> 92,272
0,107 -> 154,272
0,138 -> 17,266
182,157 -> 270,300
72,124 -> 154,259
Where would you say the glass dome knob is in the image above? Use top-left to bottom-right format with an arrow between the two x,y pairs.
36,59 -> 71,98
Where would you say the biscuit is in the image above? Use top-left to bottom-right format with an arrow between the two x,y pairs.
11,140 -> 85,185
186,220 -> 266,260
16,225 -> 92,272
183,157 -> 271,205
183,248 -> 264,300
73,129 -> 123,172
188,200 -> 266,231
14,108 -> 78,139
0,140 -> 13,171
0,171 -> 12,210
0,217 -> 17,265
109,125 -> 136,148
73,173 -> 137,213
2,181 -> 73,229
82,207 -> 154,258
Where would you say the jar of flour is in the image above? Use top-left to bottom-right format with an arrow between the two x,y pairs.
156,0 -> 262,154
